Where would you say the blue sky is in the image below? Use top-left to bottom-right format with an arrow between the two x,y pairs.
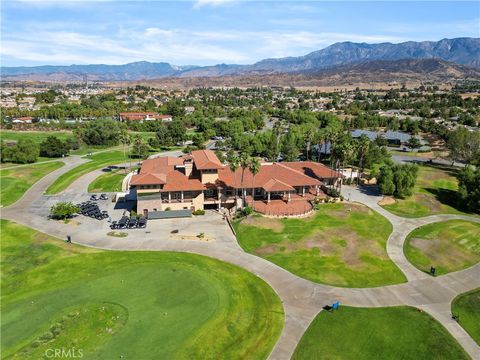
1,1 -> 479,67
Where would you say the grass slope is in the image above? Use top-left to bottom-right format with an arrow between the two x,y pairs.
404,220 -> 480,275
292,306 -> 469,360
234,203 -> 405,287
0,161 -> 64,206
382,164 -> 474,218
1,130 -> 74,143
1,220 -> 284,359
88,169 -> 126,193
452,289 -> 480,346
45,151 -> 127,194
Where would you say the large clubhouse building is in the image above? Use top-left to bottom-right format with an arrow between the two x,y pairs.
129,150 -> 340,217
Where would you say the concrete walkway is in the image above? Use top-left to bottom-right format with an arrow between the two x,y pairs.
1,167 -> 479,359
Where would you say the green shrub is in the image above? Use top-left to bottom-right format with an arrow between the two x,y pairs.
193,209 -> 205,215
50,202 -> 79,219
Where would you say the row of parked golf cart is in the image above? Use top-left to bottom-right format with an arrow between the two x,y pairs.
110,215 -> 147,229
90,193 -> 108,201
76,201 -> 108,220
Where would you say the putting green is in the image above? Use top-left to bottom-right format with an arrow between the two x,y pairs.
404,220 -> 480,275
234,203 -> 406,287
1,220 -> 284,359
292,306 -> 469,359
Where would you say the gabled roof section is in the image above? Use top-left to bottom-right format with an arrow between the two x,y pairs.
130,173 -> 167,186
262,178 -> 295,192
191,150 -> 223,170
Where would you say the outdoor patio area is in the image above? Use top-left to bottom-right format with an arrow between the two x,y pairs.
245,189 -> 325,216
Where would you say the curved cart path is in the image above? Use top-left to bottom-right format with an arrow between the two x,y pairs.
2,167 -> 479,360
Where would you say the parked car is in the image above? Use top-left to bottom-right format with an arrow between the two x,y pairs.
90,194 -> 99,201
110,221 -> 117,229
100,194 -> 108,200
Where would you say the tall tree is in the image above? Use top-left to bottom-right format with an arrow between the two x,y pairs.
239,152 -> 251,205
248,157 -> 261,210
119,129 -> 131,173
227,152 -> 240,208
356,134 -> 370,183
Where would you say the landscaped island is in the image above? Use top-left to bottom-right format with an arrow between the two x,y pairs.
234,202 -> 406,287
452,289 -> 480,346
381,164 -> 475,218
292,306 -> 469,359
404,220 -> 480,275
1,220 -> 284,359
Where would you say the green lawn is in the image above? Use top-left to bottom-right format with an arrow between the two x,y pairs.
1,220 -> 284,359
88,169 -> 127,193
1,130 -> 75,143
0,161 -> 64,206
452,289 -> 480,346
292,306 -> 469,360
404,220 -> 480,275
381,164 -> 475,218
45,151 -> 128,194
234,203 -> 406,287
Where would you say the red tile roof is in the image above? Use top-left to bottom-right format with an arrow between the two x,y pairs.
119,112 -> 172,121
281,161 -> 342,179
191,150 -> 223,170
217,162 -> 322,189
131,150 -> 338,194
161,171 -> 205,191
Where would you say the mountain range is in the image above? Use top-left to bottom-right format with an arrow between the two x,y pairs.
1,37 -> 479,82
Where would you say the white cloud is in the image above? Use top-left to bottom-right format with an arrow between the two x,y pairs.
193,0 -> 237,9
1,21 -> 409,67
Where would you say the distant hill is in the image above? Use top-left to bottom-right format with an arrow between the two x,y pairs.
1,37 -> 479,82
122,59 -> 480,90
245,37 -> 480,74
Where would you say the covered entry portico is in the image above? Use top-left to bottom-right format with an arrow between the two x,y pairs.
262,178 -> 296,203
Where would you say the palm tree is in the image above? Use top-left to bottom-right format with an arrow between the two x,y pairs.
227,153 -> 240,208
119,129 -> 131,174
239,152 -> 251,206
356,134 -> 370,184
248,157 -> 261,210
315,128 -> 326,161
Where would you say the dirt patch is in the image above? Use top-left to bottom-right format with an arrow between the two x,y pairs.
170,234 -> 214,242
331,203 -> 371,218
319,227 -> 386,266
416,193 -> 443,212
255,244 -> 279,255
242,216 -> 284,232
378,196 -> 396,206
33,233 -> 50,244
410,237 -> 473,269
303,232 -> 337,253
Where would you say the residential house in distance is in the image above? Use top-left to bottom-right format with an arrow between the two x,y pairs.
119,112 -> 173,122
129,150 -> 340,218
12,116 -> 34,124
